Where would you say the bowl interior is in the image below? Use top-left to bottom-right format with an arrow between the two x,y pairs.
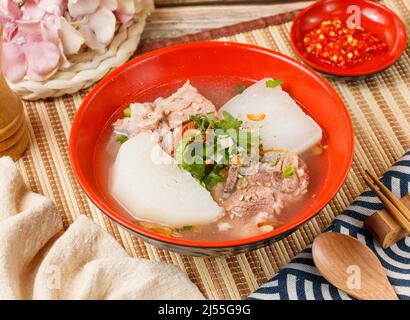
291,0 -> 407,76
70,42 -> 354,249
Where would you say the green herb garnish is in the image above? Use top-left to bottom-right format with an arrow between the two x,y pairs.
234,84 -> 247,94
179,112 -> 261,190
175,140 -> 206,180
202,171 -> 224,189
218,111 -> 243,131
283,164 -> 295,178
190,111 -> 242,132
265,79 -> 283,89
123,107 -> 132,117
117,135 -> 129,144
175,139 -> 224,190
175,225 -> 193,232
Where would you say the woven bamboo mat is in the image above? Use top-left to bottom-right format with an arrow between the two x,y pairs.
15,0 -> 410,300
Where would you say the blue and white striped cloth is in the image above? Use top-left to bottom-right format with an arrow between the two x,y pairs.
249,151 -> 410,300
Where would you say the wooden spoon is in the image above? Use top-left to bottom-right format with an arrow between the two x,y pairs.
312,232 -> 398,300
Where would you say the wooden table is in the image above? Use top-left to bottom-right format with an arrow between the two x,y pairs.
142,0 -> 313,43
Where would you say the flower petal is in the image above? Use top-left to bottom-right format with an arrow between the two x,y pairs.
115,0 -> 135,23
15,20 -> 44,42
43,15 -> 71,69
0,0 -> 21,20
24,41 -> 60,81
67,0 -> 99,18
1,18 -> 18,41
59,17 -> 85,56
101,0 -> 118,11
88,7 -> 116,45
17,18 -> 60,44
38,0 -> 66,16
1,42 -> 27,82
21,0 -> 46,20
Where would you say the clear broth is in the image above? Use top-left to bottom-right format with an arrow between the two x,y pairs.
94,75 -> 327,241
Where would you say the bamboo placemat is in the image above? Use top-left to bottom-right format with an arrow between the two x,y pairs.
15,0 -> 409,299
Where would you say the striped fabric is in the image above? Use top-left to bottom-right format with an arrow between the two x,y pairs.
249,151 -> 410,300
14,0 -> 410,299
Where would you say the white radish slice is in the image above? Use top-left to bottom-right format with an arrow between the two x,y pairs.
220,78 -> 322,154
110,132 -> 223,227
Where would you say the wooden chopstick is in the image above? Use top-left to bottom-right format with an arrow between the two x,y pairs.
365,170 -> 410,223
364,176 -> 410,234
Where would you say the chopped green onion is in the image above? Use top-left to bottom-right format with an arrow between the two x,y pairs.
123,107 -> 131,117
234,84 -> 247,94
265,79 -> 283,89
117,135 -> 129,144
283,165 -> 295,178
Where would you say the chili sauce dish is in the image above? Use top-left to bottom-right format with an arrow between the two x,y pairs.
290,0 -> 407,76
70,42 -> 354,255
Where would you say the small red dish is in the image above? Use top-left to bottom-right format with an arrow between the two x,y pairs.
290,0 -> 407,76
70,42 -> 354,256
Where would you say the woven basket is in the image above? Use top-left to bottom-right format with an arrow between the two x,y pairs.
9,13 -> 150,101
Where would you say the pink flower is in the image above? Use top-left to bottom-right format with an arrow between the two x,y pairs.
0,0 -> 67,82
2,20 -> 61,82
68,0 -> 117,52
0,0 -> 154,82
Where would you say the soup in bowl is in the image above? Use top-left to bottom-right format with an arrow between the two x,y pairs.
70,42 -> 354,255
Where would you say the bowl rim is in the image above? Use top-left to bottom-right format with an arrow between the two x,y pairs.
70,41 -> 354,249
290,0 -> 408,77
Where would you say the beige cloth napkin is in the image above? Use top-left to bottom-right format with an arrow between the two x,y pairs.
0,157 -> 204,300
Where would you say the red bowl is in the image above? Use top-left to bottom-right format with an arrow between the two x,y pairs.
290,0 -> 407,76
70,42 -> 354,256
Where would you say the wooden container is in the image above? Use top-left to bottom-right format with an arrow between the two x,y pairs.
364,193 -> 409,248
0,24 -> 29,161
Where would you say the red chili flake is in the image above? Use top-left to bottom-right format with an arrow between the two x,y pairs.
303,18 -> 388,67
